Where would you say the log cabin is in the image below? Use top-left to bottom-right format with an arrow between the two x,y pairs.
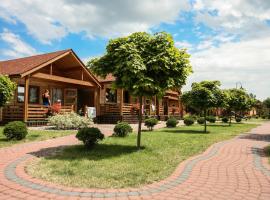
0,49 -> 101,125
95,74 -> 184,123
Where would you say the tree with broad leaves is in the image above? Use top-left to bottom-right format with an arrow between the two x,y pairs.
88,32 -> 192,149
224,88 -> 255,125
0,75 -> 16,107
263,97 -> 270,115
181,80 -> 226,132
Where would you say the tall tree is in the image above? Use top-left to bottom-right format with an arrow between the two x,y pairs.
0,75 -> 16,107
88,32 -> 192,149
182,80 -> 225,132
263,97 -> 270,115
224,88 -> 254,125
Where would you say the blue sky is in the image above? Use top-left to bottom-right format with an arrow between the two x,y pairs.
0,0 -> 270,100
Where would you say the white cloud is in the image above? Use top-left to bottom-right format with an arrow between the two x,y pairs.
193,0 -> 270,39
0,29 -> 37,59
175,40 -> 193,49
183,36 -> 270,100
0,0 -> 190,44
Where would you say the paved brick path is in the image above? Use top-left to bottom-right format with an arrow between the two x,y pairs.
0,122 -> 270,200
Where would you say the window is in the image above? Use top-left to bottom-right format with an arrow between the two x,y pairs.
17,85 -> 40,104
52,88 -> 63,104
29,86 -> 39,104
105,88 -> 117,103
17,86 -> 25,103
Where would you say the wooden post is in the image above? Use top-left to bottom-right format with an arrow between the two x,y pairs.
95,88 -> 100,116
120,89 -> 123,116
154,96 -> 157,116
23,76 -> 29,122
81,69 -> 84,81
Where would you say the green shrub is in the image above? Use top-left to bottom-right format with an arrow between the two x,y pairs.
166,117 -> 179,127
184,117 -> 194,126
76,127 -> 104,148
206,116 -> 216,123
3,121 -> 28,140
144,118 -> 159,131
235,117 -> 242,123
48,112 -> 92,130
113,122 -> 133,137
222,117 -> 229,123
197,117 -> 205,124
0,75 -> 16,107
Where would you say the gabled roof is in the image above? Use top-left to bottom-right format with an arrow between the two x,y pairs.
0,49 -> 70,76
0,49 -> 101,87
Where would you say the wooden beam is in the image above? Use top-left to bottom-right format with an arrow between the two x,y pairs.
95,88 -> 100,116
32,73 -> 94,87
81,69 -> 84,81
21,51 -> 71,77
70,51 -> 101,87
50,64 -> 53,75
24,76 -> 29,122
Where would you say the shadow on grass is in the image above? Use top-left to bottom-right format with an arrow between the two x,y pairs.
162,129 -> 209,134
28,143 -> 142,161
207,124 -> 231,127
0,138 -> 9,142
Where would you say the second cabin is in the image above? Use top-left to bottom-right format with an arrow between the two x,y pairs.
96,74 -> 184,124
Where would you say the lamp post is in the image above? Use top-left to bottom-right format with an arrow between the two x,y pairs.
235,82 -> 243,89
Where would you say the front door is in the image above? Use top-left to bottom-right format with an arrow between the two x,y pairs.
64,88 -> 77,111
77,89 -> 93,115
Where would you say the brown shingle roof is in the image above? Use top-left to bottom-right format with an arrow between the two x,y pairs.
96,73 -> 116,83
0,49 -> 70,76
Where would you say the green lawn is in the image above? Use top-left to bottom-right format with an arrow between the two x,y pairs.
244,118 -> 270,123
27,123 -> 258,189
0,127 -> 75,148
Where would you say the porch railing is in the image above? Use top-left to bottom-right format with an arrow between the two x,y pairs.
27,104 -> 74,121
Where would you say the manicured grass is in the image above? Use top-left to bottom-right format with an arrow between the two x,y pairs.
0,127 -> 75,148
27,123 -> 258,189
244,118 -> 270,123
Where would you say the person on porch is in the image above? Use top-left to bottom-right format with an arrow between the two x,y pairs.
42,89 -> 51,106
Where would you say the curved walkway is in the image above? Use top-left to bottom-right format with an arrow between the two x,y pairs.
0,123 -> 270,200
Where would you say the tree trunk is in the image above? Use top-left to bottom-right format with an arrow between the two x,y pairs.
204,109 -> 207,133
137,96 -> 143,149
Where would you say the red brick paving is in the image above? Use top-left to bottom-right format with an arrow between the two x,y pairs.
0,122 -> 270,199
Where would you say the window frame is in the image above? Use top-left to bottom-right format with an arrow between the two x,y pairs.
105,88 -> 117,103
28,86 -> 40,104
17,85 -> 40,104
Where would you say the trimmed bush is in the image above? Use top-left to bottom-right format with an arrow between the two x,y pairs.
144,118 -> 159,131
184,117 -> 194,126
197,117 -> 205,125
48,112 -> 92,130
206,116 -> 216,123
113,122 -> 133,137
3,121 -> 28,140
235,117 -> 242,123
76,127 -> 104,148
222,117 -> 229,123
166,117 -> 179,128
